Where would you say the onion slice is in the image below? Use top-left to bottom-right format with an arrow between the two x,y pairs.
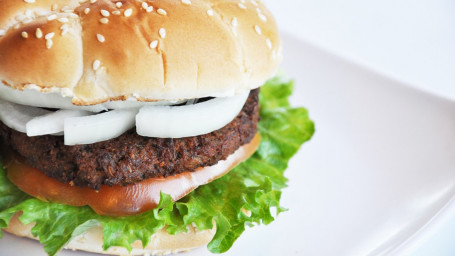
64,109 -> 138,145
26,110 -> 92,137
0,99 -> 50,133
136,92 -> 249,138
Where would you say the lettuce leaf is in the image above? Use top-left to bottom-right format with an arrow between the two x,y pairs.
0,77 -> 315,255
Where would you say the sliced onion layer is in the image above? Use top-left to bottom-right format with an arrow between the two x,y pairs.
26,110 -> 92,137
64,109 -> 138,145
136,92 -> 249,138
0,90 -> 251,145
0,99 -> 50,133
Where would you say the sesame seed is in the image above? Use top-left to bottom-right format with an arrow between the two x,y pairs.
157,8 -> 167,16
182,0 -> 191,5
96,33 -> 105,43
112,10 -> 121,15
124,8 -> 133,17
272,50 -> 277,59
159,28 -> 166,38
58,17 -> 69,23
47,14 -> 57,21
258,12 -> 267,22
254,25 -> 261,35
84,8 -> 90,14
206,9 -> 214,16
115,2 -> 122,8
16,13 -> 27,21
99,18 -> 109,24
22,17 -> 33,24
266,38 -> 272,49
46,39 -> 53,49
142,2 -> 148,9
45,32 -> 55,40
90,0 -> 97,3
93,60 -> 101,71
60,24 -> 69,36
21,31 -> 28,38
100,9 -> 110,17
35,28 -> 42,38
232,17 -> 238,27
24,0 -> 35,3
238,3 -> 247,9
149,40 -> 158,49
145,6 -> 154,12
68,13 -> 79,18
0,30 -> 6,37
251,0 -> 258,6
22,18 -> 33,24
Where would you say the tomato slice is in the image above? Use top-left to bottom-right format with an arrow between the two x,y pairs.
6,134 -> 260,216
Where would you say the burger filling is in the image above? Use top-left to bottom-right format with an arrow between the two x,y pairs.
4,134 -> 260,216
0,89 -> 259,215
0,77 -> 315,255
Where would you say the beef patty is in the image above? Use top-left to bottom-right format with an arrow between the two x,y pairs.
0,89 -> 259,190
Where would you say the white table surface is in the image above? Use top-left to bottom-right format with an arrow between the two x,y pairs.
262,1 -> 455,255
263,0 -> 455,101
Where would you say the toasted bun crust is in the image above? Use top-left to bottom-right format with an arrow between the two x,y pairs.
5,213 -> 216,255
0,0 -> 281,105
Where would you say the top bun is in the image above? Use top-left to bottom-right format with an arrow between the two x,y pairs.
0,0 -> 281,105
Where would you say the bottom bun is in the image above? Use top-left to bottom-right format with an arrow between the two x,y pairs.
5,213 -> 216,256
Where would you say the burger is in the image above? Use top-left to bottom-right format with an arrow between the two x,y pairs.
0,0 -> 314,255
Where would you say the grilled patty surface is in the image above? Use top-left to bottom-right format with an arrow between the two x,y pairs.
0,89 -> 259,190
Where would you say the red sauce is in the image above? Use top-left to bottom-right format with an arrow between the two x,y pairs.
5,134 -> 260,216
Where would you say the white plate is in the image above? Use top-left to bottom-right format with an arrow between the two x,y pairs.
2,33 -> 455,256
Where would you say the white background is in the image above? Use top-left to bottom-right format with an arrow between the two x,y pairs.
2,1 -> 455,256
264,0 -> 455,100
262,0 -> 455,255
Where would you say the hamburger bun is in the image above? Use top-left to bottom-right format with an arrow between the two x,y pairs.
0,0 -> 284,255
5,213 -> 216,256
0,0 -> 281,105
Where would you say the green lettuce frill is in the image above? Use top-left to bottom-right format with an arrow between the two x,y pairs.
0,77 -> 314,255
